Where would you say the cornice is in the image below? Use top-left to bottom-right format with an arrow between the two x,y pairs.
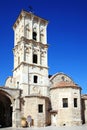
13,61 -> 49,72
13,10 -> 48,30
23,95 -> 49,100
17,36 -> 49,48
50,86 -> 81,91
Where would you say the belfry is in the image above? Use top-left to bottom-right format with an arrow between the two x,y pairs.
13,10 -> 49,97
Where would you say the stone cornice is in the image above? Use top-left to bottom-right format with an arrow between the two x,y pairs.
23,95 -> 49,100
50,86 -> 81,90
20,83 -> 49,88
13,61 -> 49,72
0,86 -> 21,91
15,36 -> 49,48
23,10 -> 48,23
13,10 -> 48,30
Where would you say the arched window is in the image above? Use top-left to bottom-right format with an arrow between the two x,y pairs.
74,98 -> 77,107
33,54 -> 37,64
33,75 -> 38,83
33,32 -> 37,40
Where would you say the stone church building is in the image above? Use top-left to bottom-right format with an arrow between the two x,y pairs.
0,10 -> 87,128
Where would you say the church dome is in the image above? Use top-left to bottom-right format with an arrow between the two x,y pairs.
52,81 -> 79,89
50,72 -> 81,90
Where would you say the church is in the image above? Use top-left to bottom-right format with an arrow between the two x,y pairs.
0,10 -> 87,128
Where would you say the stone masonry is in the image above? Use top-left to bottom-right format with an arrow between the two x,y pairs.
0,10 -> 87,128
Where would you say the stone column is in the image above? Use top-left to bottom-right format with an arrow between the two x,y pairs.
12,98 -> 21,127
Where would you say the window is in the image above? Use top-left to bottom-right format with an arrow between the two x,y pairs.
34,75 -> 38,83
74,98 -> 77,107
33,32 -> 37,40
33,54 -> 37,64
63,98 -> 68,108
38,104 -> 43,113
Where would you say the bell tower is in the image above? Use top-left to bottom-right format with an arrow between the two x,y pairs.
13,10 -> 49,96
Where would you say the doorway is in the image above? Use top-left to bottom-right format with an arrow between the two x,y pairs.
0,91 -> 12,128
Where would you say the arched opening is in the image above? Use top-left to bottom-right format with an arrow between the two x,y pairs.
0,91 -> 12,128
33,32 -> 37,40
33,54 -> 38,64
33,75 -> 38,83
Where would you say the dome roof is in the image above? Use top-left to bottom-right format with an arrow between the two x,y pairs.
81,94 -> 87,100
50,72 -> 81,90
54,81 -> 78,88
50,81 -> 80,90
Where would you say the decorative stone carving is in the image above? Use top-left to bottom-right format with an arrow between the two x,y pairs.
33,86 -> 40,94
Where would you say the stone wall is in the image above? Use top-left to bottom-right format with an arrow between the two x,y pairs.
22,95 -> 50,127
81,95 -> 87,124
50,87 -> 82,126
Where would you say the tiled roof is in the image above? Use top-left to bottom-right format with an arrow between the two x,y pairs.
81,94 -> 87,100
50,81 -> 80,90
50,110 -> 58,113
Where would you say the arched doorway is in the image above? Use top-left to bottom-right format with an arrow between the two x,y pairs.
0,91 -> 12,128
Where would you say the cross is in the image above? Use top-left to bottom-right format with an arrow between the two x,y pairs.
29,6 -> 33,12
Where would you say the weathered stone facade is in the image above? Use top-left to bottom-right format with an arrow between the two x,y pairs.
0,10 -> 87,128
22,96 -> 51,127
50,73 -> 82,126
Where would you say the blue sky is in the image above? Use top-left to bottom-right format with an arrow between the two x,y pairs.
0,0 -> 87,94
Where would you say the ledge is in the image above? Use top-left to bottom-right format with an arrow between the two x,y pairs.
13,61 -> 49,71
50,110 -> 58,113
22,94 -> 49,100
50,86 -> 81,90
